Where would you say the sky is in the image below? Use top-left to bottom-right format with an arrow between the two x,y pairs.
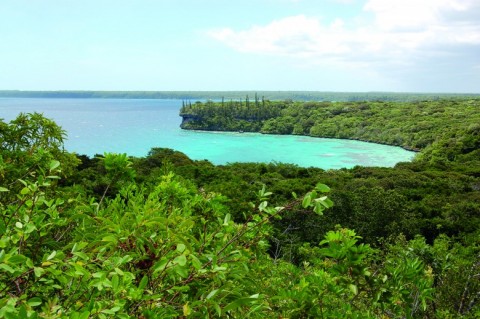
0,0 -> 479,93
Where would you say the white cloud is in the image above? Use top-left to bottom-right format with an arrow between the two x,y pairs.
207,15 -> 351,58
364,0 -> 438,32
332,0 -> 357,4
364,0 -> 480,43
206,0 -> 480,69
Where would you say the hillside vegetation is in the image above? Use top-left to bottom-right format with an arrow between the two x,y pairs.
1,102 -> 479,318
181,98 -> 480,155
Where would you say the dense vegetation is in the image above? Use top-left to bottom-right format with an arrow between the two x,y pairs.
1,103 -> 479,317
1,90 -> 479,102
180,98 -> 480,154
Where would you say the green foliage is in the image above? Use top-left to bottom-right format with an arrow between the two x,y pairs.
1,112 -> 479,317
1,164 -> 266,317
96,152 -> 136,210
0,112 -> 79,189
266,228 -> 435,318
0,159 -> 339,317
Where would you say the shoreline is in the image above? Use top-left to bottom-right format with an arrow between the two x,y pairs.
179,125 -> 420,154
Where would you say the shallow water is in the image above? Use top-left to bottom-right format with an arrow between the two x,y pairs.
0,98 -> 415,168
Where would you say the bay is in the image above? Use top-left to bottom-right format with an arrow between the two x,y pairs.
0,98 -> 415,169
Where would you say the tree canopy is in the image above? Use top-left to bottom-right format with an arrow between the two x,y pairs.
1,111 -> 479,318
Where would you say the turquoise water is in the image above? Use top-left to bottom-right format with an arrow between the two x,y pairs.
0,98 -> 415,169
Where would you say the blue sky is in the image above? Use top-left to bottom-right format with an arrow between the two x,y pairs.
1,0 -> 479,92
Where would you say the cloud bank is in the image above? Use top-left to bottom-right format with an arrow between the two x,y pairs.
207,0 -> 480,71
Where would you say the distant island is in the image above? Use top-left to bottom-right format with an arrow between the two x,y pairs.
1,90 -> 479,102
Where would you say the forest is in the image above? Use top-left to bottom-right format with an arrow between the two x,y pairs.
1,97 -> 479,318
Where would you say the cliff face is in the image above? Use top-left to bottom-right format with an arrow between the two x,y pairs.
180,114 -> 202,129
180,114 -> 263,132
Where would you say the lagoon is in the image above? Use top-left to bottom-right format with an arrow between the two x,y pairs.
0,98 -> 415,169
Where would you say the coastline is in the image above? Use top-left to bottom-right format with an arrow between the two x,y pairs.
179,124 -> 420,154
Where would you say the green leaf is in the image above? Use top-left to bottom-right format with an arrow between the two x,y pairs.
258,201 -> 268,212
26,258 -> 34,268
174,255 -> 187,266
316,183 -> 331,193
302,194 -> 312,208
80,311 -> 90,319
206,289 -> 219,300
24,223 -> 37,234
0,237 -> 9,248
8,255 -> 27,264
349,284 -> 358,295
319,197 -> 334,208
101,309 -> 116,315
175,265 -> 189,278
47,251 -> 56,261
152,259 -> 169,274
27,297 -> 42,307
223,213 -> 231,225
314,202 -> 325,215
0,187 -> 8,192
213,266 -> 227,272
111,274 -> 119,291
73,251 -> 89,260
190,254 -> 202,270
49,160 -> 60,171
114,267 -> 124,276
19,305 -> 28,318
102,235 -> 118,244
0,263 -> 15,273
34,267 -> 45,277
214,302 -> 222,316
138,276 -> 148,290
176,243 -> 186,253
173,285 -> 191,292
223,295 -> 260,313
76,311 -> 90,319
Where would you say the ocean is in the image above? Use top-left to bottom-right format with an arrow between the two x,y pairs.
0,98 -> 415,169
